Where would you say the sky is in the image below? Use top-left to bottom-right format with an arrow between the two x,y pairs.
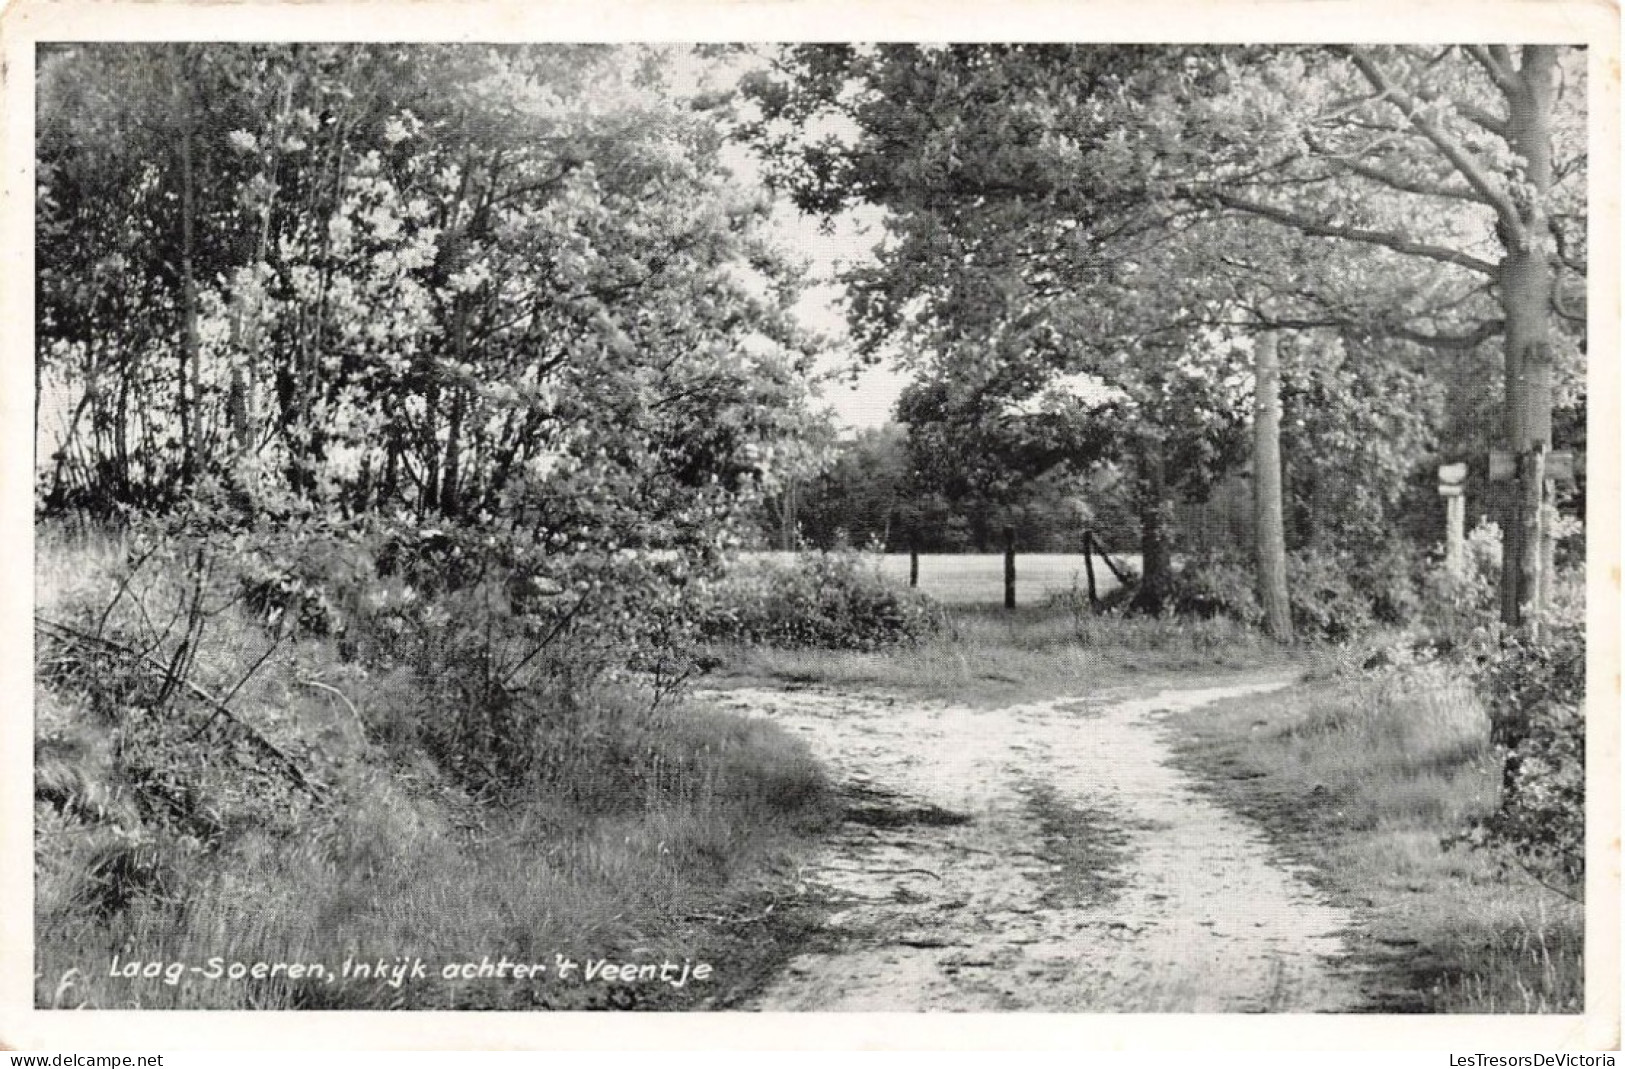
687,44 -> 910,436
770,204 -> 908,434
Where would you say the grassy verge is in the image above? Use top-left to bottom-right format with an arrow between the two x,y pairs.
34,526 -> 838,1011
1166,663 -> 1583,1013
711,585 -> 1582,1015
710,603 -> 1295,706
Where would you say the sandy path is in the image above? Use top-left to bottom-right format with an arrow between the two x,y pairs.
703,679 -> 1367,1012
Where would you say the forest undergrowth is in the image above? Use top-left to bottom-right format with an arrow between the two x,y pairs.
34,519 -> 837,1010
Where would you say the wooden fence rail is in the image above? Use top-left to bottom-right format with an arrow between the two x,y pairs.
899,532 -> 1137,610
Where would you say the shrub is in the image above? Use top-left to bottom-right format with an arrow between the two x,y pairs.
1286,548 -> 1376,641
336,528 -> 727,797
1464,578 -> 1585,895
1168,555 -> 1262,626
1171,548 -> 1383,641
1416,521 -> 1503,641
1361,541 -> 1429,626
699,552 -> 941,650
372,524 -> 488,599
36,511 -> 838,1009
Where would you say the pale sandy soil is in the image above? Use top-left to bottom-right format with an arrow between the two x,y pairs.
702,678 -> 1370,1012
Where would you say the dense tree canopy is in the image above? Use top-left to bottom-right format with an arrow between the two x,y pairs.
740,44 -> 1586,619
39,45 -> 825,564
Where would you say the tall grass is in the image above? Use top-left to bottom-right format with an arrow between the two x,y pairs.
34,523 -> 836,1010
717,602 -> 1286,705
1169,662 -> 1583,1013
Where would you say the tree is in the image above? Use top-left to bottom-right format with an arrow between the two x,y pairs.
792,423 -> 909,550
1171,46 -> 1587,624
38,44 -> 275,507
741,44 -> 1585,624
1252,330 -> 1291,639
38,45 -> 826,563
742,46 -> 1267,607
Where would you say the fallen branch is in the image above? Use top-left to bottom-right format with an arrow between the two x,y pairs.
684,904 -> 777,926
868,866 -> 944,881
297,676 -> 369,741
36,614 -> 328,800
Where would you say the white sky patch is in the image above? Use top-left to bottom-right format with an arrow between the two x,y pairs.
1006,371 -> 1126,418
702,47 -> 901,435
820,360 -> 912,431
779,205 -> 903,433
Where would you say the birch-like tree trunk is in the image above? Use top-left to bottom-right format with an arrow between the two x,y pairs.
1253,330 -> 1293,641
177,63 -> 199,488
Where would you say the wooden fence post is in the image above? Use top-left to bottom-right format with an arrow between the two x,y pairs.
909,543 -> 919,589
1004,526 -> 1017,610
1082,531 -> 1099,608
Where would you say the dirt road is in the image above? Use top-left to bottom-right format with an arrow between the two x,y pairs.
704,679 -> 1369,1012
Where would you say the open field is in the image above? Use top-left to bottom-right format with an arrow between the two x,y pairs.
742,551 -> 1140,607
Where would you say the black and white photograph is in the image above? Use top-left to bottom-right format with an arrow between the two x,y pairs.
4,0 -> 1618,1051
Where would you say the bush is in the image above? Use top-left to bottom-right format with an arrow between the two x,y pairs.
1169,555 -> 1263,626
1286,549 -> 1377,641
331,527 -> 729,798
1416,521 -> 1503,642
1465,579 -> 1585,895
1362,541 -> 1429,626
1171,548 -> 1389,641
699,552 -> 941,651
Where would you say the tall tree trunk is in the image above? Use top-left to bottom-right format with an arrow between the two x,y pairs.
1131,432 -> 1175,613
1498,46 -> 1558,627
442,383 -> 467,517
383,430 -> 402,507
177,69 -> 199,489
226,275 -> 257,472
441,299 -> 470,516
779,479 -> 797,551
419,363 -> 442,517
1252,330 -> 1293,641
114,354 -> 131,501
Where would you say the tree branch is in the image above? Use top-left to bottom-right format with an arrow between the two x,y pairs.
1238,308 -> 1502,352
1552,284 -> 1586,326
1466,45 -> 1520,96
1391,318 -> 1504,351
1335,46 -> 1524,238
1305,134 -> 1482,203
1455,100 -> 1510,139
36,615 -> 328,800
1552,224 -> 1588,278
1211,190 -> 1498,276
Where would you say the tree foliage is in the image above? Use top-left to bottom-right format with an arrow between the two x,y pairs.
739,44 -> 1586,618
39,44 -> 823,564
